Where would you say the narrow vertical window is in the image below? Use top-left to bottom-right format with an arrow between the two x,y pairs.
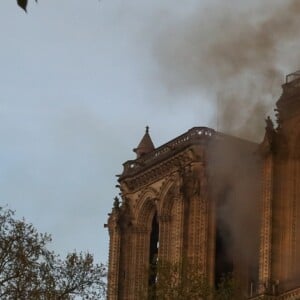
214,189 -> 233,288
149,213 -> 159,287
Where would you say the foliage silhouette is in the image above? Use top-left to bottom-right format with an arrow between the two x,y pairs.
0,206 -> 106,299
139,260 -> 244,300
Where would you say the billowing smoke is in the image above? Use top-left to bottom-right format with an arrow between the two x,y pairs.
154,0 -> 300,141
207,137 -> 261,288
153,0 -> 300,289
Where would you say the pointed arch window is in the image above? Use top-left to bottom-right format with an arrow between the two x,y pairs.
149,213 -> 159,287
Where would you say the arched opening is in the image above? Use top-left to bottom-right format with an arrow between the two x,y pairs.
148,213 -> 159,288
214,188 -> 234,288
214,221 -> 233,287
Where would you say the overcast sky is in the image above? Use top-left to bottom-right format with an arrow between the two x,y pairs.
1,0 -> 298,264
1,0 -> 215,264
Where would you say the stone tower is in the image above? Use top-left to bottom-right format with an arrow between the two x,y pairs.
106,71 -> 300,300
107,127 -> 260,299
257,71 -> 300,299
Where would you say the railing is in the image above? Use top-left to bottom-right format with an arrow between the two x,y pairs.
121,127 -> 215,176
286,70 -> 300,84
248,283 -> 300,300
278,287 -> 300,299
282,72 -> 300,99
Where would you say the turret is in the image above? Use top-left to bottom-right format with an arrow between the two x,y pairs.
276,70 -> 300,130
133,126 -> 155,158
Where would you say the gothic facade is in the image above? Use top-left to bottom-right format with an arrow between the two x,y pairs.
106,71 -> 300,299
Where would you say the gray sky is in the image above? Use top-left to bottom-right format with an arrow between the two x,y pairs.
1,0 -> 299,264
1,0 -> 214,263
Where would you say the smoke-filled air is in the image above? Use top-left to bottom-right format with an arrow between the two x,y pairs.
153,0 -> 300,141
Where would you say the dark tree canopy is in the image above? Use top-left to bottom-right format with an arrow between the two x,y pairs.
0,207 -> 106,299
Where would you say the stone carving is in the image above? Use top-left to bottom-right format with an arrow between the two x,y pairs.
179,162 -> 207,201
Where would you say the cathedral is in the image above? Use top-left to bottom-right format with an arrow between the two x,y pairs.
106,71 -> 300,299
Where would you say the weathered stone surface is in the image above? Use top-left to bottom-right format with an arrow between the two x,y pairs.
107,73 -> 300,299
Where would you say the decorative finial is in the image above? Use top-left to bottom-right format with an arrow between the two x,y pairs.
113,196 -> 120,209
146,126 -> 149,134
265,116 -> 274,132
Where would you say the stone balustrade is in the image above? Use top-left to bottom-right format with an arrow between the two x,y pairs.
121,127 -> 215,177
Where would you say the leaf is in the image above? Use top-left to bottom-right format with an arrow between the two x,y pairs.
17,0 -> 28,11
17,0 -> 38,12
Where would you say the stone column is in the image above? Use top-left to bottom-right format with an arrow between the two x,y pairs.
186,196 -> 208,270
258,154 -> 274,293
107,214 -> 121,300
185,162 -> 209,274
129,226 -> 150,300
158,214 -> 172,261
172,195 -> 185,263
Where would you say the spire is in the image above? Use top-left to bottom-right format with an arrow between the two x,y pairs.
133,126 -> 155,158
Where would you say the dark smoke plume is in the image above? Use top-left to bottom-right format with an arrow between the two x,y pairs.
154,0 -> 300,141
152,0 -> 300,284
